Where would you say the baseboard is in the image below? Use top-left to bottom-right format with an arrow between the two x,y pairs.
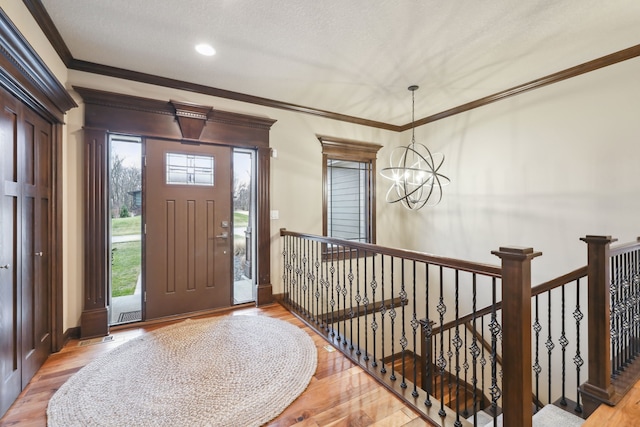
63,326 -> 81,343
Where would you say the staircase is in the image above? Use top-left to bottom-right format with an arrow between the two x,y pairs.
385,351 -> 489,419
387,351 -> 585,427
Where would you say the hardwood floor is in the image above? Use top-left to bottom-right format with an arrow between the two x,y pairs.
582,380 -> 640,427
0,303 -> 434,427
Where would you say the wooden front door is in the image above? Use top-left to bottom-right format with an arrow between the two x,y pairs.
145,139 -> 232,320
0,87 -> 52,417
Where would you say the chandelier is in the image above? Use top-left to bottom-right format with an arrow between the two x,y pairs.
380,85 -> 450,210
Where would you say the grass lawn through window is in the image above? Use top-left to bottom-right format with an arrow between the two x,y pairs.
111,241 -> 141,297
112,215 -> 141,236
111,216 -> 142,297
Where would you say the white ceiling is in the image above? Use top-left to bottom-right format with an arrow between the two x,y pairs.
40,0 -> 640,125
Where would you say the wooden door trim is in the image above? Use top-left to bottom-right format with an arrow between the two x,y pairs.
0,10 -> 76,353
77,88 -> 276,337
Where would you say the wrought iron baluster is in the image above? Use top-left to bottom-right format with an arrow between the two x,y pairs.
356,249 -> 362,355
631,250 -> 640,359
470,274 -> 480,426
489,277 -> 501,425
573,278 -> 584,414
302,239 -> 308,317
448,329 -> 453,409
334,245 -> 341,342
371,253 -> 378,367
480,315 -> 487,421
453,270 -> 462,426
611,254 -> 620,376
282,235 -> 288,305
546,291 -> 555,405
424,262 -> 432,407
437,265 -> 447,417
329,248 -> 336,337
400,260 -> 408,389
533,295 -> 541,411
290,236 -> 297,307
621,253 -> 631,368
314,241 -> 321,325
390,257 -> 397,381
380,254 -> 387,373
293,237 -> 299,312
323,246 -> 329,331
308,240 -> 315,322
624,252 -> 631,367
463,320 -> 469,418
411,261 -> 419,397
559,284 -> 569,407
349,249 -> 354,350
340,245 -> 348,343
363,252 -> 369,361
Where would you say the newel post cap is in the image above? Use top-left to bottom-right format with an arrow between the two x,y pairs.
580,235 -> 617,245
491,246 -> 542,261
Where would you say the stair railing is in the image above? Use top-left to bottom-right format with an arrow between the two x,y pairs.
279,228 -> 545,427
427,264 -> 588,424
579,235 -> 640,416
279,230 -> 640,426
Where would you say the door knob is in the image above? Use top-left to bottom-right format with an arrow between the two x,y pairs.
0,264 -> 9,269
35,252 -> 43,257
216,232 -> 228,239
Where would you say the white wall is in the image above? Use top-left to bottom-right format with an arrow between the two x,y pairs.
387,57 -> 640,286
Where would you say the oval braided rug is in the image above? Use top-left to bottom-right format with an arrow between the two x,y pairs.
47,315 -> 317,427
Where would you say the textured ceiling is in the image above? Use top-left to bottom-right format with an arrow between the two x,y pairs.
40,0 -> 640,125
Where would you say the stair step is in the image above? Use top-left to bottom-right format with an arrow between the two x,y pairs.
470,404 -> 584,427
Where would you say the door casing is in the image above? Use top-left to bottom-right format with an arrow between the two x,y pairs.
77,88 -> 276,338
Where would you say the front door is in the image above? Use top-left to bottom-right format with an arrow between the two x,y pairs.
145,139 -> 232,319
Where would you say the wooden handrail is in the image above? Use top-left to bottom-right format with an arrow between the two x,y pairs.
609,236 -> 640,256
325,297 -> 407,323
280,228 -> 502,277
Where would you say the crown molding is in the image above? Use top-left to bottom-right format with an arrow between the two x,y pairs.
24,0 -> 640,131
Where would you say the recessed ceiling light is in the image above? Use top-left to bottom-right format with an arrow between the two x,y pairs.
195,43 -> 216,56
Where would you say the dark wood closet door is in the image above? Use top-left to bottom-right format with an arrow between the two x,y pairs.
0,88 -> 21,418
0,87 -> 52,418
145,139 -> 232,320
20,107 -> 51,385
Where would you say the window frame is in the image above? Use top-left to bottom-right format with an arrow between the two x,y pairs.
318,135 -> 382,254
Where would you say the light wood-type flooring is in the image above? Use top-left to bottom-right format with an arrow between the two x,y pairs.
0,303 -> 434,427
1,302 -> 637,427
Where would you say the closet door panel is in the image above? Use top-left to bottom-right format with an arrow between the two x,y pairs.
0,91 -> 22,418
20,110 -> 51,385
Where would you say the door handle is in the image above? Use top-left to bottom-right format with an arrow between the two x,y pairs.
35,252 -> 43,257
216,232 -> 228,239
0,264 -> 9,269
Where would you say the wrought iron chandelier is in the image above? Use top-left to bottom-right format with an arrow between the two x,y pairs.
380,85 -> 450,210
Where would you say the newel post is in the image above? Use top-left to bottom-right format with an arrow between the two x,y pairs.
579,235 -> 617,415
492,246 -> 542,427
420,318 -> 434,395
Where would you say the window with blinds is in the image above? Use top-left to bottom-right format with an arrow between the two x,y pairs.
318,135 -> 382,248
327,159 -> 370,242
